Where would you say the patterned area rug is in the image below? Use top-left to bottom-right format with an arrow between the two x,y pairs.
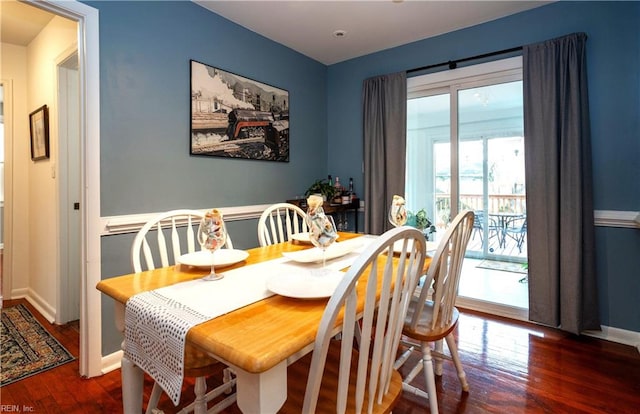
1,304 -> 75,386
476,259 -> 528,274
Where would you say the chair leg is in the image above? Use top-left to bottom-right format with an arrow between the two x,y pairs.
517,233 -> 525,253
177,375 -> 237,414
193,377 -> 208,414
420,342 -> 439,414
222,368 -> 233,394
434,339 -> 444,376
445,333 -> 469,392
145,382 -> 163,414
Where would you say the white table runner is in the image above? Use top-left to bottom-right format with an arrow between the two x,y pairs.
124,236 -> 377,405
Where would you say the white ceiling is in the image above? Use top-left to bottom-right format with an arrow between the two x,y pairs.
195,0 -> 550,65
0,0 -> 55,46
2,1 -> 550,64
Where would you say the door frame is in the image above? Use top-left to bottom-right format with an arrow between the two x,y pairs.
407,57 -> 528,319
2,80 -> 13,305
56,47 -> 81,325
28,0 -> 102,378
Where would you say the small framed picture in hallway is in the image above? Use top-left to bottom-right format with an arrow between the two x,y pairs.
29,104 -> 50,161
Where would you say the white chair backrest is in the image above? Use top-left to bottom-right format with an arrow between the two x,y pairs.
302,227 -> 427,413
257,202 -> 308,247
408,210 -> 474,331
131,209 -> 234,272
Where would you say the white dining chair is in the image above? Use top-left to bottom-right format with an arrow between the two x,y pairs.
278,226 -> 427,413
131,208 -> 234,272
257,202 -> 308,247
130,209 -> 236,414
394,210 -> 474,414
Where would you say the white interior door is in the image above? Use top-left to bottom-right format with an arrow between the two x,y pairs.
57,52 -> 81,324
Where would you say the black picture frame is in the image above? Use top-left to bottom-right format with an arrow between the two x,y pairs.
29,104 -> 50,161
190,60 -> 289,162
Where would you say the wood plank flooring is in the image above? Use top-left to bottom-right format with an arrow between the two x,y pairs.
2,299 -> 639,413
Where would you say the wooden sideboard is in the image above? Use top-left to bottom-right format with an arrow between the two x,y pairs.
286,198 -> 360,233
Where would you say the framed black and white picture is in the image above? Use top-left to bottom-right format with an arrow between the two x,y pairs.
29,104 -> 50,161
190,60 -> 289,162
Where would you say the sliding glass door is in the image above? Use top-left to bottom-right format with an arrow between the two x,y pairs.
406,82 -> 525,254
458,82 -> 526,262
406,58 -> 528,315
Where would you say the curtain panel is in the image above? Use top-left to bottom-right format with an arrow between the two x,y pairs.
362,72 -> 407,235
523,32 -> 600,334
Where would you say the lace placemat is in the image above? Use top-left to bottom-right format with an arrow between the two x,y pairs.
124,258 -> 288,405
125,291 -> 208,405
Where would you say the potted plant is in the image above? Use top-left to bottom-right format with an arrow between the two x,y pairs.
407,208 -> 436,239
304,179 -> 336,201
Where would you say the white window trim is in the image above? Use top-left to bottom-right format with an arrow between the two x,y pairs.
408,56 -> 523,94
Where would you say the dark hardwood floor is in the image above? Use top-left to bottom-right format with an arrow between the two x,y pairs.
2,298 -> 639,413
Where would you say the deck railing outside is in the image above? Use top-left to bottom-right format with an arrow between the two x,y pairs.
434,194 -> 526,224
433,194 -> 527,261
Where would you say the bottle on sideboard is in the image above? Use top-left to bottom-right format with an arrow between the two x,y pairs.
348,177 -> 355,203
339,176 -> 350,204
333,176 -> 343,204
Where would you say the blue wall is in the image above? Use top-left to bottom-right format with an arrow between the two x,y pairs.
87,0 -> 328,216
327,1 -> 640,333
90,1 -> 639,353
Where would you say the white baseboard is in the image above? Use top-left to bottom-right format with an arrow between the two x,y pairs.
11,287 -> 28,298
456,296 -> 639,353
101,350 -> 124,374
584,326 -> 640,353
8,288 -> 57,323
26,289 -> 57,323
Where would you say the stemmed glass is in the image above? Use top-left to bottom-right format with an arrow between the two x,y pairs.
306,195 -> 338,272
197,210 -> 227,281
308,214 -> 338,269
389,195 -> 408,227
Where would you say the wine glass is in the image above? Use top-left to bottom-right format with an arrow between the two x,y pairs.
307,213 -> 338,270
305,195 -> 338,271
389,195 -> 408,227
197,211 -> 227,281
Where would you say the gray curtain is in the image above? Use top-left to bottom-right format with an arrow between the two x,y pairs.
362,72 -> 407,235
523,33 -> 600,334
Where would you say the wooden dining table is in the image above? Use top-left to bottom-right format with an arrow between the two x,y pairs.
96,232 -> 430,414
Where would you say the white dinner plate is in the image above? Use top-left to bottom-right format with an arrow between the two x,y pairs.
282,239 -> 363,263
290,232 -> 340,244
392,240 -> 439,254
178,249 -> 249,268
290,232 -> 312,244
267,270 -> 345,299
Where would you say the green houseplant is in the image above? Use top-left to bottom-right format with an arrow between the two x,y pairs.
407,208 -> 436,237
304,179 -> 337,201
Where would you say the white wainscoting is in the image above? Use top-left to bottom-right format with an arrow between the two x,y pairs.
100,204 -> 272,236
101,207 -> 639,236
594,210 -> 640,229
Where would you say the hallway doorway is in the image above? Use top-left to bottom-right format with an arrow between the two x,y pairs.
2,0 -> 102,377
